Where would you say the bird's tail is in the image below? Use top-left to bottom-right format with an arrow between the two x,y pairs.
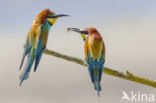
19,53 -> 25,71
19,37 -> 30,70
93,69 -> 101,96
19,48 -> 35,86
94,81 -> 101,96
34,49 -> 44,72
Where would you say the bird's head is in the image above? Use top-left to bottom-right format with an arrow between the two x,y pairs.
67,28 -> 89,41
37,9 -> 69,25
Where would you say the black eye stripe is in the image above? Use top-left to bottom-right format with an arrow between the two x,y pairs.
46,16 -> 51,18
81,31 -> 88,34
46,16 -> 56,18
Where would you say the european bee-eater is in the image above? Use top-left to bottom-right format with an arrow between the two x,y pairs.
68,28 -> 105,96
19,9 -> 69,86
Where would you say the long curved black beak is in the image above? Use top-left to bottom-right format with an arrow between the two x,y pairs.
67,28 -> 88,35
55,14 -> 69,18
67,28 -> 87,41
67,28 -> 81,33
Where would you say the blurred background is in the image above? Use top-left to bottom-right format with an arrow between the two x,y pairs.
0,0 -> 156,103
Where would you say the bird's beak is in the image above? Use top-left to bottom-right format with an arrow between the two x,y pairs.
67,28 -> 81,33
67,28 -> 88,35
55,14 -> 69,18
67,28 -> 87,41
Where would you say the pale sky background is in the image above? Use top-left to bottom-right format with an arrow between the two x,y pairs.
0,0 -> 156,103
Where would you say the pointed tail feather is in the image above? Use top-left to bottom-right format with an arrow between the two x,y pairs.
93,69 -> 101,96
19,53 -> 25,71
19,49 -> 35,86
34,50 -> 43,72
19,38 -> 30,70
94,81 -> 101,96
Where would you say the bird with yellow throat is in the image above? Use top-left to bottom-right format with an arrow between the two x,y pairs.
67,28 -> 105,96
19,9 -> 69,86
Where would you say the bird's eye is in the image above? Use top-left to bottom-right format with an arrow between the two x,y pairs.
46,16 -> 56,18
81,31 -> 88,34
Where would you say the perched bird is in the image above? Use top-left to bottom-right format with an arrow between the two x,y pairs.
19,9 -> 69,86
67,28 -> 105,96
